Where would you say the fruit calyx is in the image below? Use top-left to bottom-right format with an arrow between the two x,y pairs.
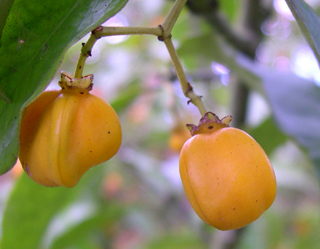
58,71 -> 93,94
186,112 -> 232,136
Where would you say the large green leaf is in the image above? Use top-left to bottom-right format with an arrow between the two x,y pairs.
0,174 -> 79,249
0,0 -> 15,41
0,0 -> 128,174
50,207 -> 124,249
1,156 -> 111,248
247,117 -> 287,156
239,56 -> 320,171
285,0 -> 320,64
263,73 -> 320,169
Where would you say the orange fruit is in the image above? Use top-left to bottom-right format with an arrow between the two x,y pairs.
179,112 -> 276,230
19,72 -> 122,187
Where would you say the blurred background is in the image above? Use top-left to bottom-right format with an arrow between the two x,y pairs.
2,0 -> 320,248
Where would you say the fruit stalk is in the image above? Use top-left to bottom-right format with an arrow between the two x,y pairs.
74,33 -> 99,78
74,25 -> 164,78
74,0 -> 207,116
163,38 -> 207,116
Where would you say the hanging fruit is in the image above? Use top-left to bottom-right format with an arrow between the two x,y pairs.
179,112 -> 277,230
19,72 -> 122,188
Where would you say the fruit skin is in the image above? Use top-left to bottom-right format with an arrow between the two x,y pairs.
19,73 -> 122,188
179,112 -> 276,230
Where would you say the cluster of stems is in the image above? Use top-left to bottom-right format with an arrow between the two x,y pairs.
74,0 -> 207,117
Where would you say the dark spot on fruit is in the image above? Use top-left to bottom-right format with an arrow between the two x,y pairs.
80,92 -> 84,94
108,131 -> 110,134
232,207 -> 236,210
25,165 -> 30,175
208,126 -> 213,129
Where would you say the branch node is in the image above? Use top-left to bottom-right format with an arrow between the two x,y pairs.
92,26 -> 103,35
158,24 -> 164,32
187,95 -> 203,105
185,82 -> 193,94
157,24 -> 172,41
157,24 -> 165,41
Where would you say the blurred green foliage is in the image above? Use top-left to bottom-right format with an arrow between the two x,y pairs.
1,0 -> 320,248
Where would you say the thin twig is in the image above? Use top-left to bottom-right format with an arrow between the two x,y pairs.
74,26 -> 163,78
74,33 -> 99,78
163,37 -> 207,116
74,0 -> 206,116
98,26 -> 162,37
162,0 -> 187,38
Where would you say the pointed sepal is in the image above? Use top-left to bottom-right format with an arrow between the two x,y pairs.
187,112 -> 232,136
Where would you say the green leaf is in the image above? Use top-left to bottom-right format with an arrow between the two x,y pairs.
0,174 -> 79,249
0,0 -> 128,174
247,117 -> 288,156
143,233 -> 207,249
0,0 -> 15,42
0,156 -> 112,249
285,0 -> 320,64
50,206 -> 124,249
178,33 -> 227,69
110,79 -> 142,113
264,74 -> 320,164
220,0 -> 239,22
239,56 -> 320,171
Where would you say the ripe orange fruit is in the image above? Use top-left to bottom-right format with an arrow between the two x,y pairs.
19,72 -> 122,187
179,112 -> 277,230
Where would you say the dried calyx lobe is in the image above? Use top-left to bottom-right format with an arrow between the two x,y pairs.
186,112 -> 232,136
59,71 -> 93,94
